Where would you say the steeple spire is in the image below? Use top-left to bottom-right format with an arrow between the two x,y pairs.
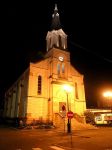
46,4 -> 67,51
54,3 -> 58,11
51,4 -> 61,30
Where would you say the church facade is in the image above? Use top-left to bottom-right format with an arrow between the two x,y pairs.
3,5 -> 86,125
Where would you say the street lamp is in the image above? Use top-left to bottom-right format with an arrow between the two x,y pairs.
103,91 -> 112,108
63,84 -> 73,133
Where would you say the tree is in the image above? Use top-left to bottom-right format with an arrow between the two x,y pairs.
84,110 -> 95,125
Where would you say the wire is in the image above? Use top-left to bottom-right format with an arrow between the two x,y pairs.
69,41 -> 112,63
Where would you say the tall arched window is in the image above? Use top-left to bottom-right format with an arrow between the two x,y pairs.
57,64 -> 60,74
75,82 -> 78,99
38,76 -> 42,95
62,63 -> 65,73
59,35 -> 62,48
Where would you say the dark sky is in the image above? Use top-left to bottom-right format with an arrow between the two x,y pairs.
0,1 -> 112,108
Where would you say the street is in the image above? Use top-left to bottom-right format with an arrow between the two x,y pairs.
0,126 -> 112,150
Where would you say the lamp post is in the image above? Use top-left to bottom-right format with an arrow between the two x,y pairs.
103,91 -> 112,109
63,84 -> 72,133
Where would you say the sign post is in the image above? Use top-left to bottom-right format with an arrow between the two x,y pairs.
67,111 -> 74,148
67,111 -> 74,133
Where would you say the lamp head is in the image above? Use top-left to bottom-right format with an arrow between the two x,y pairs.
103,91 -> 112,97
63,84 -> 73,93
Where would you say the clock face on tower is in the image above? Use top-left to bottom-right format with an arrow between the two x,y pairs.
58,56 -> 64,61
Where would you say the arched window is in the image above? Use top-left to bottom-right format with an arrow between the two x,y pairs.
62,63 -> 65,73
75,82 -> 78,99
57,64 -> 60,74
59,35 -> 62,48
38,76 -> 42,95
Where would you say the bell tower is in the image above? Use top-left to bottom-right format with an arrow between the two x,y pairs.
45,4 -> 70,80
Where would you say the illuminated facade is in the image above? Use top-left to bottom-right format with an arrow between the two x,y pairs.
3,5 -> 86,125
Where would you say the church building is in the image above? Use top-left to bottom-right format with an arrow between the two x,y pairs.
3,5 -> 86,126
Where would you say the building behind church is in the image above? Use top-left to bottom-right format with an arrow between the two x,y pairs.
3,5 -> 86,126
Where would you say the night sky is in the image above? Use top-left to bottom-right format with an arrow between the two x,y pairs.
0,1 -> 112,109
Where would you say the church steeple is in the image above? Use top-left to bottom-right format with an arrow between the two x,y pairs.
46,4 -> 67,51
51,4 -> 61,30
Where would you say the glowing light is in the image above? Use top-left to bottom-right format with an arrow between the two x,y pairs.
63,84 -> 73,93
103,91 -> 112,98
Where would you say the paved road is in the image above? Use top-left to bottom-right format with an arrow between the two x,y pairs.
0,126 -> 112,150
